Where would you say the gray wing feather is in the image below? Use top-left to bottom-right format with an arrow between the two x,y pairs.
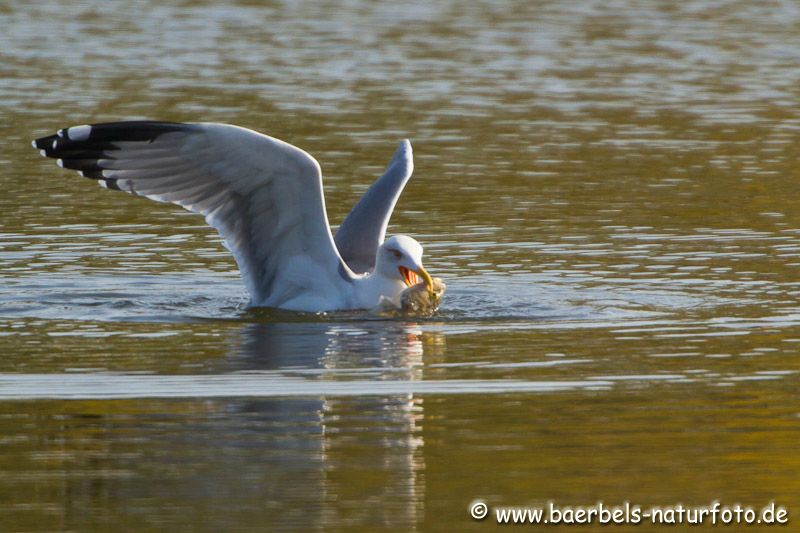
334,139 -> 413,273
34,122 -> 354,308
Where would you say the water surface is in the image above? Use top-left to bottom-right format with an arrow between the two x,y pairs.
2,1 -> 800,531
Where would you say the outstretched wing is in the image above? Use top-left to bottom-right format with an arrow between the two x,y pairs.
33,121 -> 354,308
334,139 -> 413,274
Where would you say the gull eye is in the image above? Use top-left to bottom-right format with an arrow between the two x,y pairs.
388,249 -> 402,260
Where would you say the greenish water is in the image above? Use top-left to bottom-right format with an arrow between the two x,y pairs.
1,1 -> 800,531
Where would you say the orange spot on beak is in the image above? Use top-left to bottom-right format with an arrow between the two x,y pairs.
398,266 -> 421,287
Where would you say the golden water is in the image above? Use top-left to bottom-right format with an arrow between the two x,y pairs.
1,1 -> 799,531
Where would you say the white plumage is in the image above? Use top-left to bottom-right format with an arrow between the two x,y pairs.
33,121 -> 436,312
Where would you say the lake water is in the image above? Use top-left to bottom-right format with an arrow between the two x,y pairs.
2,1 -> 800,531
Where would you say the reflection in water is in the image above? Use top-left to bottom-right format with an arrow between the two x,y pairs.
232,321 -> 428,373
234,321 -> 428,529
0,322 -> 437,530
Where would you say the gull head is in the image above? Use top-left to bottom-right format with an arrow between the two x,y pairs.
376,235 -> 434,294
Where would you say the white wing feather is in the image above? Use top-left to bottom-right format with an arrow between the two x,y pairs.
334,140 -> 413,273
34,122 -> 356,309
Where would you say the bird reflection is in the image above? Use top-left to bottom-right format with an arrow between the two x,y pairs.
230,320 -> 431,373
47,320 -> 445,530
221,319 -> 444,529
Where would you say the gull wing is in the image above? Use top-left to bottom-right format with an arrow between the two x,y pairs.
33,121 -> 354,308
334,140 -> 413,273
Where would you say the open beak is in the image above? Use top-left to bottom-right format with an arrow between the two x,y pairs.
399,265 -> 434,294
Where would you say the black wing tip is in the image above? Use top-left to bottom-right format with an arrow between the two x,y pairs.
32,134 -> 57,151
56,157 -> 105,175
76,121 -> 191,142
32,120 -> 199,162
32,121 -> 194,152
32,121 -> 196,193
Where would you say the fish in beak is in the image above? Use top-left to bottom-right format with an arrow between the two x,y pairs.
398,265 -> 435,295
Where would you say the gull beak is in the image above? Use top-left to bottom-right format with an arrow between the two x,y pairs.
399,265 -> 435,295
415,266 -> 434,295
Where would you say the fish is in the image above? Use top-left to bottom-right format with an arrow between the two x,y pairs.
371,277 -> 446,317
400,277 -> 446,316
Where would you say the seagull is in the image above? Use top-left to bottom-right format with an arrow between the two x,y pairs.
32,122 -> 436,312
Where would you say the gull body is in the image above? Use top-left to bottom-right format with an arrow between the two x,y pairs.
32,122 -> 435,312
268,236 -> 430,311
